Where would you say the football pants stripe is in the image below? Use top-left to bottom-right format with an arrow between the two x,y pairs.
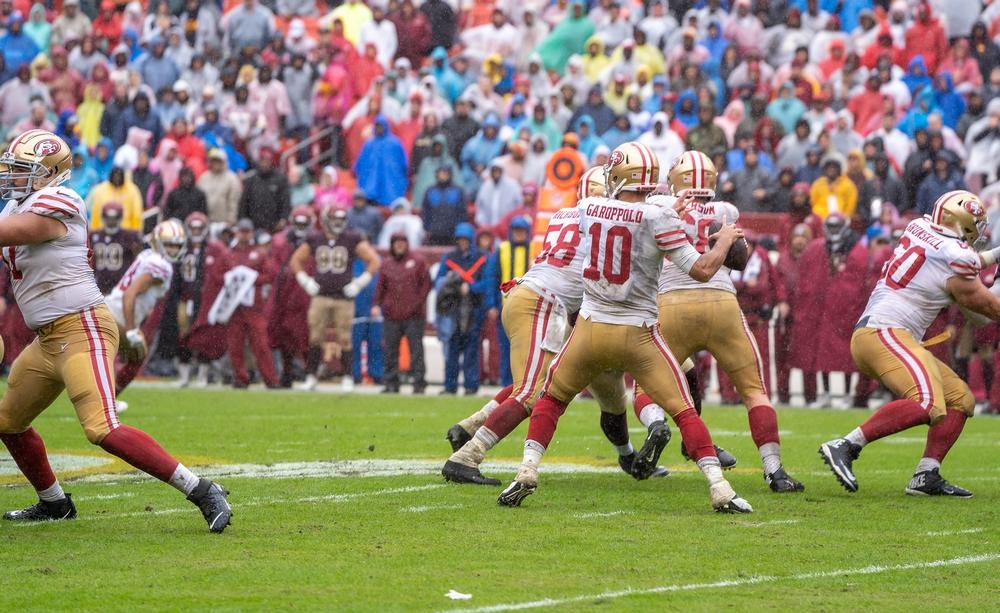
878,328 -> 934,412
81,307 -> 119,430
650,324 -> 695,411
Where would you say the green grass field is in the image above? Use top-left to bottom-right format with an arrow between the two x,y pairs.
1,387 -> 999,612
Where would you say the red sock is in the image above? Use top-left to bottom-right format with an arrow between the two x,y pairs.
482,397 -> 530,439
493,384 -> 514,404
0,429 -> 57,491
859,399 -> 930,443
99,425 -> 180,483
672,408 -> 716,461
633,392 -> 654,420
525,394 -> 567,449
748,405 -> 780,447
922,409 -> 967,462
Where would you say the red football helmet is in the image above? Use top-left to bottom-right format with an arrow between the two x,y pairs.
185,211 -> 209,244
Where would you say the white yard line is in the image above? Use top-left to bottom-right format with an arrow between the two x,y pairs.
401,504 -> 465,513
733,519 -> 800,528
442,553 -> 1000,613
926,528 -> 984,537
571,510 -> 631,519
10,484 -> 445,527
73,492 -> 136,502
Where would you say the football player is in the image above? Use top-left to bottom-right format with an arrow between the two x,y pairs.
820,191 -> 1000,497
0,130 -> 231,531
442,167 -> 658,486
498,142 -> 753,513
290,207 -> 381,392
175,212 -> 216,387
268,206 -> 315,387
89,201 -> 142,295
106,218 -> 186,403
631,151 -> 804,493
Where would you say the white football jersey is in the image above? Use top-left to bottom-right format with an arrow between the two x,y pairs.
0,186 -> 104,329
578,196 -> 701,326
105,249 -> 174,328
655,198 -> 739,294
861,216 -> 981,341
520,206 -> 586,314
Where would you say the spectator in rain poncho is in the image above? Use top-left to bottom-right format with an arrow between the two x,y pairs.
412,134 -> 461,211
898,88 -> 937,137
459,113 -> 504,197
65,146 -> 99,201
639,112 -> 685,180
87,137 -> 117,183
521,133 -> 549,187
933,72 -> 967,130
534,0 -> 594,74
354,115 -> 409,206
901,55 -> 933,97
601,115 -> 639,151
767,82 -> 806,135
378,197 -> 425,249
475,161 -> 522,233
573,115 -> 605,162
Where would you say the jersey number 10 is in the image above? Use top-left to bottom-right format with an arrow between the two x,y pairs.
583,225 -> 632,285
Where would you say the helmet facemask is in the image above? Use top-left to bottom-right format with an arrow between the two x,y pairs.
0,153 -> 67,201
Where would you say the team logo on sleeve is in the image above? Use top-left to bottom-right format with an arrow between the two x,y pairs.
34,139 -> 62,157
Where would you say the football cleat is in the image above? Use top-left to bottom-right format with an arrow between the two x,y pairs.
765,466 -> 805,493
297,374 -> 318,391
819,438 -> 862,492
630,421 -> 671,480
681,443 -> 738,470
340,377 -> 355,393
186,479 -> 232,533
618,452 -> 635,475
709,481 -> 753,513
497,466 -> 538,507
446,424 -> 472,453
905,468 -> 973,498
442,460 -> 501,486
3,494 -> 76,522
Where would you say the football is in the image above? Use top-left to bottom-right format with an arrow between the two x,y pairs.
707,220 -> 751,271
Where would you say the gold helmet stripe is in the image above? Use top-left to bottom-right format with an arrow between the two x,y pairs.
7,129 -> 48,154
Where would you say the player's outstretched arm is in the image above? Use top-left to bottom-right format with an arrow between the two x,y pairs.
0,212 -> 67,246
688,221 -> 744,282
290,241 -> 320,296
947,275 -> 1000,321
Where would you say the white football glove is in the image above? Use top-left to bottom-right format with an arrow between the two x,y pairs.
296,271 -> 320,296
342,271 -> 373,299
123,328 -> 147,363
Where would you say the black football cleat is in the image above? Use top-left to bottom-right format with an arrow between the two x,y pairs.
3,494 -> 76,522
497,480 -> 535,507
905,468 -> 973,498
818,438 -> 862,492
442,460 -> 501,486
618,452 -> 635,475
681,442 -> 738,470
446,424 -> 472,453
187,479 -> 232,533
765,466 -> 805,492
631,421 -> 671,480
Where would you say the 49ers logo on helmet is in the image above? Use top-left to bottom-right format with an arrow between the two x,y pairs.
33,139 -> 62,157
608,150 -> 625,166
965,199 -> 984,217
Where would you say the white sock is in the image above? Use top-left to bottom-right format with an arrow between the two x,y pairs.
168,464 -> 201,496
697,457 -> 724,485
615,442 -> 634,456
457,400 -> 498,435
639,404 -> 666,428
758,442 -> 782,475
37,481 -> 66,502
915,457 -> 941,474
522,439 -> 545,469
845,427 -> 868,448
473,426 -> 499,451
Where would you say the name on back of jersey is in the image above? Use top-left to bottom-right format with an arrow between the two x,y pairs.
584,201 -> 645,224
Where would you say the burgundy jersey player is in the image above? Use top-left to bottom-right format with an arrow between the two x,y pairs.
90,202 -> 142,295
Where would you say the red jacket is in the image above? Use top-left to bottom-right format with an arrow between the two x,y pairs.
229,243 -> 273,313
733,244 -> 777,322
186,240 -> 229,360
373,248 -> 431,321
905,18 -> 949,74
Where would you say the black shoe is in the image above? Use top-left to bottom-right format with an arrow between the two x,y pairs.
187,479 -> 232,533
618,452 -> 635,475
680,442 -> 738,470
3,494 -> 76,522
439,389 -> 457,396
380,386 -> 399,394
818,438 -> 862,492
905,468 -> 973,498
412,384 -> 426,395
442,460 -> 501,486
497,480 -> 535,507
446,424 -> 472,453
765,466 -> 805,492
631,421 -> 671,480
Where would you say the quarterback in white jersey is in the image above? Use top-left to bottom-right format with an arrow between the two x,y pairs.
108,219 -> 188,398
499,142 -> 753,513
443,168 -> 650,486
821,190 -> 1000,498
634,151 -> 804,494
0,130 -> 230,531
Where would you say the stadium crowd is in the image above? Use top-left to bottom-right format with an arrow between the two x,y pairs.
2,0 -> 1000,410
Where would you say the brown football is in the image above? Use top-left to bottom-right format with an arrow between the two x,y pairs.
707,220 -> 750,271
